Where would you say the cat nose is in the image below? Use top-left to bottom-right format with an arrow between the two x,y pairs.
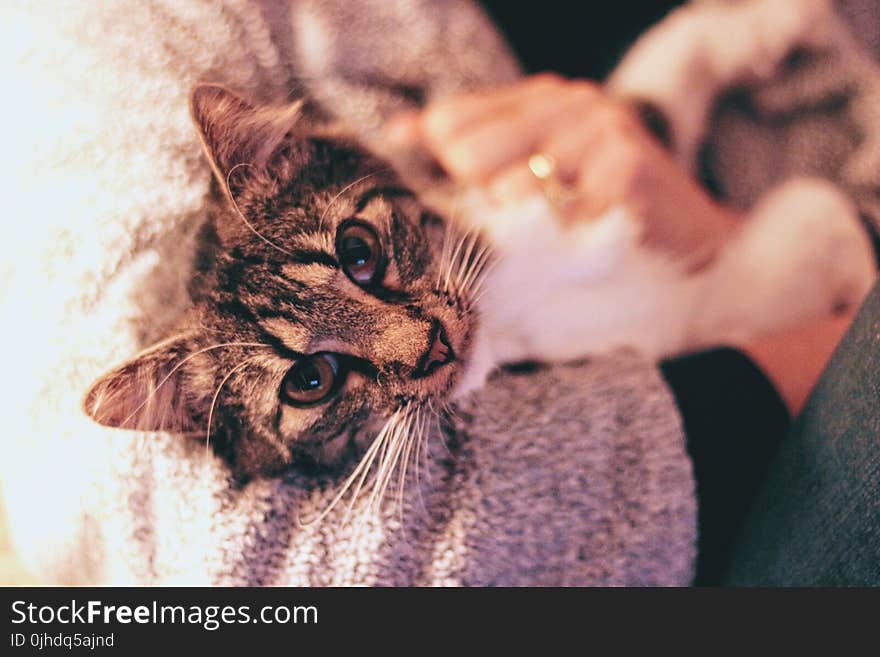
412,319 -> 455,379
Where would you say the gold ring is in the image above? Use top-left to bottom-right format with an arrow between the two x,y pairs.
528,153 -> 558,181
528,153 -> 579,210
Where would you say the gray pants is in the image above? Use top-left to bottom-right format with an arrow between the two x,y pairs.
725,281 -> 880,586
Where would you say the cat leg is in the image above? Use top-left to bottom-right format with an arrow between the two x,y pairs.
686,177 -> 877,348
608,0 -> 836,167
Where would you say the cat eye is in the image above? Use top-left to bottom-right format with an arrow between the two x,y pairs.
336,220 -> 384,286
280,353 -> 341,406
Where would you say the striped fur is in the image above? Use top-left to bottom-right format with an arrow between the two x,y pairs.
85,85 -> 484,480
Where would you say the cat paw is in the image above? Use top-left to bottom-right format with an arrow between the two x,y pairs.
696,177 -> 877,344
762,178 -> 874,314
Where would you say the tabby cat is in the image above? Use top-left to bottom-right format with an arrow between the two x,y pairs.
84,82 -> 875,495
83,85 -> 489,487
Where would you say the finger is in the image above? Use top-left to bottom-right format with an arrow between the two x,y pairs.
574,129 -> 643,218
537,98 -> 639,184
421,73 -> 571,145
435,82 -> 603,182
487,153 -> 607,226
481,95 -> 635,218
485,161 -> 543,206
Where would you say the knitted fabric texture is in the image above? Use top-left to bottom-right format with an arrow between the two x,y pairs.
0,0 -> 695,585
8,0 -> 876,585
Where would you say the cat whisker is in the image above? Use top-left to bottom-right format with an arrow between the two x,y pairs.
395,405 -> 420,526
437,191 -> 465,291
378,405 -> 415,504
459,228 -> 482,292
340,426 -> 390,525
437,219 -> 454,291
442,230 -> 459,293
455,228 -> 480,294
467,290 -> 491,313
440,399 -> 455,417
458,238 -> 493,298
304,403 -> 420,528
414,401 -> 430,494
226,163 -> 296,258
465,256 -> 501,308
445,227 -> 472,294
440,400 -> 464,430
318,169 -> 389,232
438,228 -> 455,294
118,341 -> 271,429
431,402 -> 454,459
367,405 -> 414,518
204,357 -> 257,452
465,269 -> 494,308
412,405 -> 432,517
300,408 -> 402,528
455,227 -> 475,282
339,430 -> 392,526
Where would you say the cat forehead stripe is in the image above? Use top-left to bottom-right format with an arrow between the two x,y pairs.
217,300 -> 300,360
281,262 -> 336,288
259,318 -> 312,353
290,231 -> 336,255
289,249 -> 337,268
355,186 -> 415,212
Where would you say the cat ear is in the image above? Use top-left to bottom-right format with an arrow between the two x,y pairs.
189,83 -> 303,194
83,335 -> 201,433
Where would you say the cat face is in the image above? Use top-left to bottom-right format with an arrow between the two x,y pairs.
83,84 -> 488,478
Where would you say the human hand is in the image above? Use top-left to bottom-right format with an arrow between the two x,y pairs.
386,74 -> 738,268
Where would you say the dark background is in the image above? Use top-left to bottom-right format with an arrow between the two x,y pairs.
480,1 -> 686,79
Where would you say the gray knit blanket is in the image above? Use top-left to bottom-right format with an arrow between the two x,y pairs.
1,0 -> 877,585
